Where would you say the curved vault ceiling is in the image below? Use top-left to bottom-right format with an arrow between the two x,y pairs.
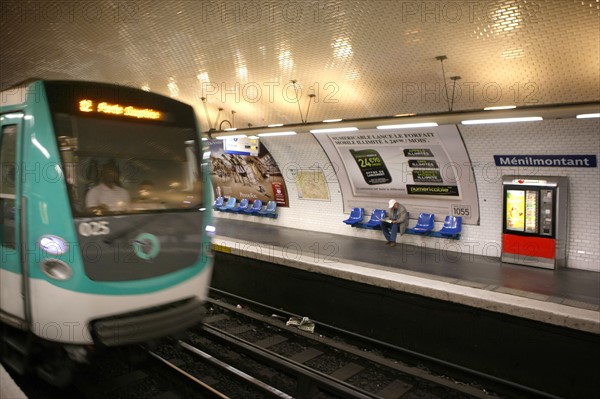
1,0 -> 599,131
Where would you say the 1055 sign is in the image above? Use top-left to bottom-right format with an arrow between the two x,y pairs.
452,205 -> 471,218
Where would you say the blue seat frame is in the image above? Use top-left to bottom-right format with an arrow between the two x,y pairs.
213,196 -> 224,209
243,199 -> 263,214
410,213 -> 435,233
258,201 -> 278,217
343,207 -> 364,225
218,196 -> 237,212
360,209 -> 387,229
439,216 -> 462,237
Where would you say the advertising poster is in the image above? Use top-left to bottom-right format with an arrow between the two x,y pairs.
313,126 -> 480,224
207,139 -> 288,206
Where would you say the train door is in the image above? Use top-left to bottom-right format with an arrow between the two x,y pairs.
0,114 -> 26,324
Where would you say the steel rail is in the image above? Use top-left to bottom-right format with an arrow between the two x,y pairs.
209,287 -> 562,399
195,323 -> 381,399
147,349 -> 231,399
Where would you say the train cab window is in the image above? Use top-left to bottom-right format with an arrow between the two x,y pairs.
54,114 -> 203,217
0,124 -> 17,248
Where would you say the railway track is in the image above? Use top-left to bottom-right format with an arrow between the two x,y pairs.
200,289 -> 551,399
10,290 -> 549,398
180,295 -> 495,399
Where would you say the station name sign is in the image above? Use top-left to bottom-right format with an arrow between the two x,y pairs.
494,155 -> 597,168
78,99 -> 162,120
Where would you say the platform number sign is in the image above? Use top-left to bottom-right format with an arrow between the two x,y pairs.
452,204 -> 471,218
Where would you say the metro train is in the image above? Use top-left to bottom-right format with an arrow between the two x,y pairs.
0,80 -> 214,385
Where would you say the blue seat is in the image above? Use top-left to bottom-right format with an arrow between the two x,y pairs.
412,213 -> 435,233
243,199 -> 263,214
258,201 -> 277,217
362,209 -> 387,228
213,196 -> 224,209
218,196 -> 237,211
439,216 -> 462,237
231,198 -> 250,212
343,207 -> 365,225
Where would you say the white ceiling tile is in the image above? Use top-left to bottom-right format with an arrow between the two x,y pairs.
0,0 -> 598,129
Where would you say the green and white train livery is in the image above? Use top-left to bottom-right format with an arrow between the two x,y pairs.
0,80 -> 214,385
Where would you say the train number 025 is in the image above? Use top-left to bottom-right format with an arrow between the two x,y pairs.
78,221 -> 110,237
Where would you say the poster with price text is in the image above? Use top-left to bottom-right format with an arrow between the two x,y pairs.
313,126 -> 479,224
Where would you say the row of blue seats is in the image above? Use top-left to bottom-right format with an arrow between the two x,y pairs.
213,196 -> 278,218
342,208 -> 389,229
343,208 -> 462,239
405,213 -> 462,238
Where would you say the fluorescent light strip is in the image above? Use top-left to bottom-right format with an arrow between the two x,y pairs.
461,116 -> 542,125
310,127 -> 358,134
377,122 -> 438,129
257,131 -> 297,137
576,113 -> 600,119
483,105 -> 517,110
214,134 -> 248,140
323,119 -> 342,123
268,123 -> 284,127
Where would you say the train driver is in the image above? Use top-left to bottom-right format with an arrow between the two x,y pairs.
85,162 -> 131,213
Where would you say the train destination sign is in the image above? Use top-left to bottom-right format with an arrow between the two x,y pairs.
78,99 -> 162,120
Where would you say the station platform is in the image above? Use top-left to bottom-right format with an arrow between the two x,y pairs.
1,364 -> 27,399
212,218 -> 600,334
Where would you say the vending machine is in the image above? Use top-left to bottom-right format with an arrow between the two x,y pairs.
501,176 -> 568,269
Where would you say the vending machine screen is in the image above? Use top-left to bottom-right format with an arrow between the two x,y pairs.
506,189 -> 525,231
525,190 -> 538,233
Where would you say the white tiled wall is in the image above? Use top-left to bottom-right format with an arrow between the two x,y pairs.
460,118 -> 600,272
215,118 -> 600,272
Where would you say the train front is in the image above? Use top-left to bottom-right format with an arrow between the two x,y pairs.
29,81 -> 214,350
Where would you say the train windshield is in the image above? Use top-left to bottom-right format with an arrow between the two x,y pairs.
44,81 -> 203,217
54,114 -> 202,217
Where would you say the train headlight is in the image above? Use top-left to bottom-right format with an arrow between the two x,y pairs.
38,235 -> 68,256
40,259 -> 73,281
205,225 -> 216,237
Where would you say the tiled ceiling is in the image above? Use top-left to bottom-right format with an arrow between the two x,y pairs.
1,0 -> 599,131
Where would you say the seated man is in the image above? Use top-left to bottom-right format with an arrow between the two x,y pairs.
381,199 -> 407,247
85,162 -> 130,213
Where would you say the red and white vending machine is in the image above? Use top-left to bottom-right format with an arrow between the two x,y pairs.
501,176 -> 568,269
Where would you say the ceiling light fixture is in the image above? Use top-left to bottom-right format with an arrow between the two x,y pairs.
257,131 -> 297,137
377,122 -> 438,129
576,113 -> 600,119
449,76 -> 461,112
310,127 -> 358,134
484,105 -> 517,110
461,116 -> 542,125
323,119 -> 343,123
214,134 -> 247,140
435,55 -> 451,112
